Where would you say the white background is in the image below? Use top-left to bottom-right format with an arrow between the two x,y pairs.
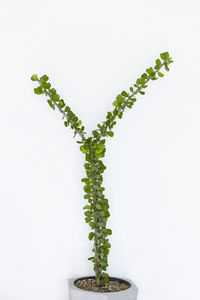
0,1 -> 199,300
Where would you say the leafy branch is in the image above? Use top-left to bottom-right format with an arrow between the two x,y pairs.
31,75 -> 87,142
31,51 -> 173,286
91,52 -> 173,142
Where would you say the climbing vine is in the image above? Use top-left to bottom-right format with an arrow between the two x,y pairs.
31,52 -> 173,285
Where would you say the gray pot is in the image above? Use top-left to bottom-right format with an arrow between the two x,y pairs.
68,276 -> 138,300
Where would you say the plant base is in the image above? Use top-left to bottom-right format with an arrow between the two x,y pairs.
68,276 -> 138,300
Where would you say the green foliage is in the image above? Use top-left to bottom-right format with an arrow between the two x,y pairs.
31,74 -> 38,81
31,51 -> 173,286
41,82 -> 51,89
158,72 -> 164,77
40,75 -> 49,82
160,52 -> 169,60
84,184 -> 91,193
156,59 -> 161,66
51,93 -> 60,101
101,272 -> 109,284
88,256 -> 95,260
146,67 -> 154,75
80,145 -> 89,153
121,90 -> 129,97
107,131 -> 114,137
89,232 -> 95,240
58,100 -> 65,108
47,100 -> 55,110
49,88 -> 56,94
34,86 -> 44,94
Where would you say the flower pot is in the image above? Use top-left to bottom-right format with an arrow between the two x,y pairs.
68,276 -> 138,300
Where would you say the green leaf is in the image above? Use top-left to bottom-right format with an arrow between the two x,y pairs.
136,77 -> 145,85
47,100 -> 55,110
146,67 -> 154,75
130,87 -> 134,92
101,261 -> 108,270
49,88 -> 56,95
88,257 -> 95,260
105,120 -> 111,126
158,72 -> 164,77
58,100 -> 65,108
31,74 -> 38,81
96,232 -> 101,237
85,210 -> 92,217
156,59 -> 161,66
127,103 -> 133,109
118,112 -> 123,119
106,112 -> 112,119
93,184 -> 99,190
64,106 -> 70,112
83,205 -> 91,210
164,63 -> 169,71
102,204 -> 108,212
101,272 -> 109,278
92,130 -> 99,137
89,232 -> 95,240
130,98 -> 137,102
113,100 -> 118,107
83,184 -> 91,193
139,91 -> 145,95
160,52 -> 169,60
105,211 -> 110,217
40,75 -> 49,82
95,152 -> 104,158
85,217 -> 92,223
116,94 -> 124,103
96,204 -> 102,210
101,273 -> 109,283
141,73 -> 148,79
121,90 -> 129,97
81,178 -> 89,183
107,131 -> 114,137
103,242 -> 111,249
103,248 -> 109,255
80,145 -> 89,154
51,93 -> 60,101
89,222 -> 95,229
98,222 -> 105,227
34,86 -> 44,95
95,143 -> 105,155
113,109 -> 118,116
99,211 -> 105,217
41,82 -> 51,89
106,229 -> 112,235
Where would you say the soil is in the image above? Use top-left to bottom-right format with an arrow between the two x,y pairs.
75,277 -> 130,293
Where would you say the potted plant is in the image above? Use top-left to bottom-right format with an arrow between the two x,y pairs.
31,52 -> 173,300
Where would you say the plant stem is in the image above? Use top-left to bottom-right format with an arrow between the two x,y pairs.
89,149 -> 101,284
98,60 -> 168,139
39,81 -> 86,142
119,60 -> 167,111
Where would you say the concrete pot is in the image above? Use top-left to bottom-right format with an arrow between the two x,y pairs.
68,276 -> 138,300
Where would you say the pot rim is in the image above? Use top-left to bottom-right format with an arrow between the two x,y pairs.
68,276 -> 138,295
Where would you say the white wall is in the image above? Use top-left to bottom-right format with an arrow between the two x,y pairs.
0,1 -> 199,300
